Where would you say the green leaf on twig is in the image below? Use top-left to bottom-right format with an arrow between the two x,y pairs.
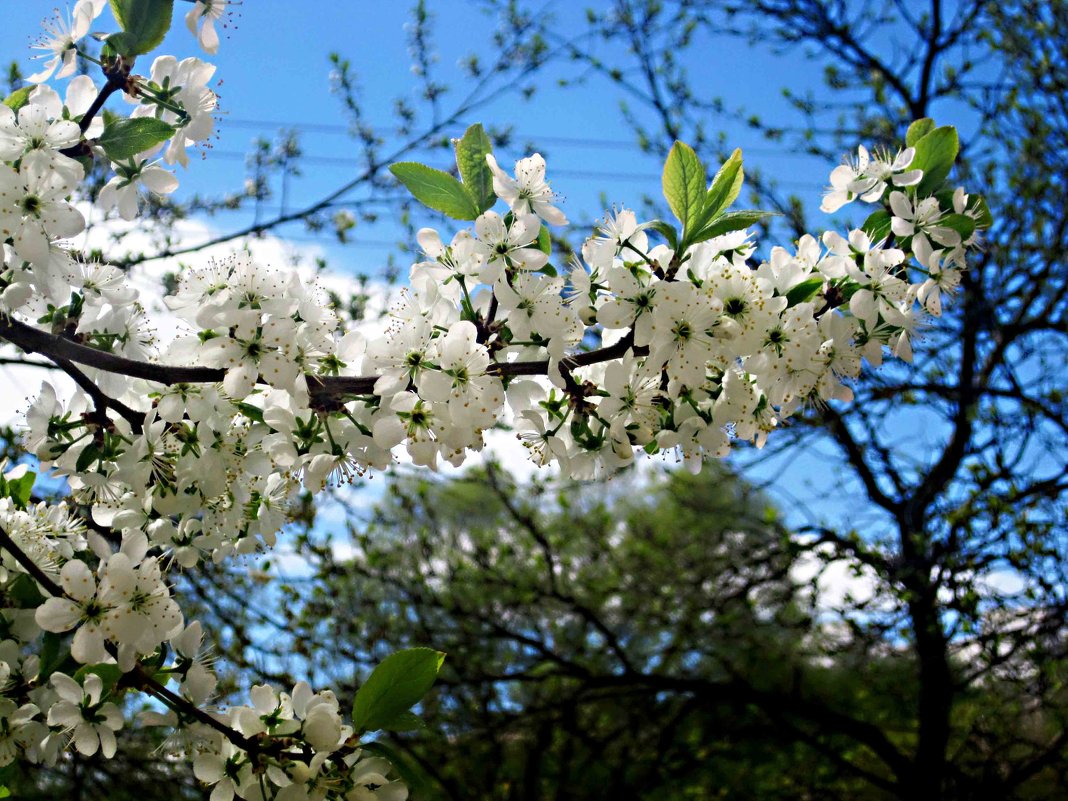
73,663 -> 124,696
108,0 -> 175,56
390,162 -> 481,220
861,209 -> 892,241
453,123 -> 496,214
97,117 -> 175,161
699,148 -> 744,226
352,647 -> 445,733
689,210 -> 776,245
2,87 -> 33,113
911,125 -> 959,195
906,118 -> 936,147
785,276 -> 826,307
662,141 -> 705,231
0,469 -> 35,509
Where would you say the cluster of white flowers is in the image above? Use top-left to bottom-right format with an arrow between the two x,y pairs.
187,682 -> 406,801
0,1 -> 989,798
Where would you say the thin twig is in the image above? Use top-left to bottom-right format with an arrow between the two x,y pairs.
0,523 -> 265,758
49,354 -> 143,431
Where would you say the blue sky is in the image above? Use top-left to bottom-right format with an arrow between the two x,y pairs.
3,1 -> 836,267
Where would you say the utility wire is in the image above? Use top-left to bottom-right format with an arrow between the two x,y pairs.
219,116 -> 825,159
206,148 -> 817,189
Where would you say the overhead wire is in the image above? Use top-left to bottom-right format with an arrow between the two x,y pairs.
169,116 -> 826,253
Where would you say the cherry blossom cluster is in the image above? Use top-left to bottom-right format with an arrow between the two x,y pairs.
0,1 -> 989,798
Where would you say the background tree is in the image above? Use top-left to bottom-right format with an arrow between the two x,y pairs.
301,465 -> 812,800
510,1 -> 1068,797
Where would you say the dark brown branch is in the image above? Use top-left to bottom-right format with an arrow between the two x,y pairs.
0,315 -> 644,408
0,522 -> 64,597
49,355 -> 143,431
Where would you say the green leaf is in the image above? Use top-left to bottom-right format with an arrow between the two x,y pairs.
535,225 -> 552,255
234,402 -> 266,425
352,647 -> 445,734
2,87 -> 33,113
7,574 -> 45,608
934,190 -> 993,231
939,213 -> 976,241
97,117 -> 176,161
689,210 -> 776,245
74,663 -> 124,696
662,141 -> 706,231
911,126 -> 959,196
648,220 -> 678,250
390,162 -> 481,220
10,474 -> 35,508
785,276 -> 825,307
861,209 -> 892,241
108,0 -> 175,55
699,148 -> 744,227
905,118 -> 936,147
377,710 -> 428,732
453,123 -> 496,214
75,443 -> 100,474
39,632 -> 67,678
971,195 -> 993,229
0,469 -> 35,509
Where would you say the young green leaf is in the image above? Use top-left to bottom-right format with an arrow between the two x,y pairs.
0,469 -> 35,509
454,123 -> 496,214
648,220 -> 679,250
38,632 -> 68,679
6,574 -> 45,608
535,224 -> 552,255
689,209 -> 776,245
970,195 -> 993,229
75,443 -> 100,475
2,87 -> 33,113
911,126 -> 959,195
784,276 -> 826,307
662,141 -> 706,231
352,647 -> 445,733
97,118 -> 176,161
700,148 -> 744,226
234,402 -> 266,425
861,209 -> 892,241
935,189 -> 994,231
378,711 -> 428,732
389,162 -> 481,220
906,118 -> 936,147
108,0 -> 175,56
939,213 -> 976,241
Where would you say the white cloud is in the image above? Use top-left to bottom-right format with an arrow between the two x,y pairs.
790,543 -> 884,612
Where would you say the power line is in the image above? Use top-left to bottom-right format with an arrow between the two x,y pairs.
206,148 -> 817,189
218,116 -> 822,159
